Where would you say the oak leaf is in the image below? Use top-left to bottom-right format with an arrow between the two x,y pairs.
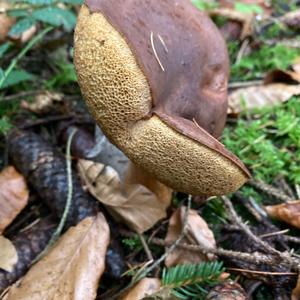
0,166 -> 29,233
265,200 -> 300,229
228,84 -> 300,114
165,207 -> 216,267
0,236 -> 18,272
4,213 -> 110,300
292,273 -> 300,300
78,159 -> 167,233
120,278 -> 161,300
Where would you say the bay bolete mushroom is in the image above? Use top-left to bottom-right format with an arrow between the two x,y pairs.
74,0 -> 251,196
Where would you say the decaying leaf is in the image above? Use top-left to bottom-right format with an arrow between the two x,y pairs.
165,207 -> 216,267
292,273 -> 300,300
0,2 -> 15,43
265,200 -> 300,229
120,278 -> 161,300
21,91 -> 63,114
0,166 -> 29,234
124,162 -> 172,209
4,213 -> 110,300
228,84 -> 300,114
265,59 -> 300,85
78,159 -> 168,233
0,236 -> 18,273
209,8 -> 254,39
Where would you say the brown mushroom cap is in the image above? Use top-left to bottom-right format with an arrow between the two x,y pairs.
74,1 -> 251,196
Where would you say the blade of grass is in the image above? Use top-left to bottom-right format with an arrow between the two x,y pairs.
0,26 -> 53,90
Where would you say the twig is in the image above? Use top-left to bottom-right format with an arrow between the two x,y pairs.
227,268 -> 297,276
138,233 -> 154,261
0,27 -> 53,89
259,229 -> 290,239
32,128 -> 77,262
235,38 -> 250,64
221,196 -> 300,269
248,179 -> 294,203
20,115 -> 74,129
274,176 -> 296,199
150,31 -> 165,72
0,91 -> 42,102
295,184 -> 300,199
228,80 -> 263,89
149,237 -> 280,266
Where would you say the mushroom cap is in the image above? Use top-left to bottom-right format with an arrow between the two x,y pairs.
74,1 -> 251,196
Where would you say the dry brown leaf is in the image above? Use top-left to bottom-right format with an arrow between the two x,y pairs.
120,278 -> 161,300
124,162 -> 172,209
0,2 -> 15,44
0,166 -> 29,234
78,159 -> 168,233
292,273 -> 300,300
209,8 -> 254,39
228,83 -> 300,114
0,236 -> 18,272
265,200 -> 300,229
4,213 -> 110,300
165,207 -> 216,267
21,91 -> 63,114
265,58 -> 300,85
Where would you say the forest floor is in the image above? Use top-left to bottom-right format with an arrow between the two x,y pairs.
1,1 -> 300,299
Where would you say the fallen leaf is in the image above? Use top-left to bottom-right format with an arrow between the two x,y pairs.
0,236 -> 18,272
264,69 -> 300,85
124,162 -> 172,209
265,59 -> 300,85
228,84 -> 300,114
165,207 -> 216,267
265,200 -> 300,229
4,213 -> 110,300
0,166 -> 29,234
21,91 -> 63,114
0,2 -> 15,44
78,160 -> 168,233
120,278 -> 161,300
209,8 -> 254,39
292,273 -> 300,300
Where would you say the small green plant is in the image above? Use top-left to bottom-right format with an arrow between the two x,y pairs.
192,0 -> 218,11
0,0 -> 82,91
234,2 -> 263,14
161,261 -> 225,299
231,44 -> 299,81
122,235 -> 143,251
0,117 -> 13,134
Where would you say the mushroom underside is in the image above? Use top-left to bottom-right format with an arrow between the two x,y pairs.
74,5 -> 249,196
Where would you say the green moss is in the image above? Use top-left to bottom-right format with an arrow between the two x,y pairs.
223,97 -> 300,185
231,44 -> 299,81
